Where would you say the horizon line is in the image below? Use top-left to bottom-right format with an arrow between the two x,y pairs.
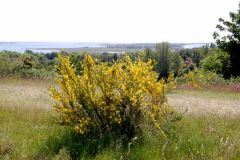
0,41 -> 212,44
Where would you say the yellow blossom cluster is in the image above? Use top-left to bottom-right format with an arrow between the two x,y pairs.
49,53 -> 175,135
179,68 -> 213,89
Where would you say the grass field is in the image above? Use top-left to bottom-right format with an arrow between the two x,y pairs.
168,89 -> 240,116
1,78 -> 240,159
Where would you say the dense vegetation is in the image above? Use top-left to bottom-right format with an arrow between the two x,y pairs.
0,43 -> 225,79
213,6 -> 240,78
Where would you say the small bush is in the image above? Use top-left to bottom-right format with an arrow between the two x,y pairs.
49,54 -> 177,138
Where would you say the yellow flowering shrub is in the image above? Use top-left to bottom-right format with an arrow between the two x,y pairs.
177,68 -> 213,89
49,54 -> 176,136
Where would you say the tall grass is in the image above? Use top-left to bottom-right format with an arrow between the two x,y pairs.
1,78 -> 240,159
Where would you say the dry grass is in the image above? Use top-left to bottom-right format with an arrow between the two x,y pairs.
0,78 -> 63,159
1,77 -> 240,159
1,77 -> 240,118
0,78 -> 56,110
168,89 -> 240,116
177,84 -> 240,93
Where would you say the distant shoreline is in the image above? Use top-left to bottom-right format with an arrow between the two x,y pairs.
27,47 -> 144,53
29,43 -> 209,53
0,42 -> 210,53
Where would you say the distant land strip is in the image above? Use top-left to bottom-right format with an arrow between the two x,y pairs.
29,47 -> 144,53
27,43 -> 209,53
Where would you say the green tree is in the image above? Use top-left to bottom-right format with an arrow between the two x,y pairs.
192,49 -> 202,67
172,52 -> 182,75
25,50 -> 34,54
178,49 -> 191,61
210,42 -> 216,49
200,49 -> 230,76
213,4 -> 240,77
45,52 -> 59,60
203,44 -> 209,57
101,52 -> 108,62
155,42 -> 171,78
113,53 -> 118,61
144,47 -> 154,62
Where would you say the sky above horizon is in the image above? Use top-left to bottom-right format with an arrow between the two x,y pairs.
0,0 -> 239,43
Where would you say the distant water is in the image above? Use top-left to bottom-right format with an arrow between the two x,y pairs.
0,42 -> 107,53
183,43 -> 208,49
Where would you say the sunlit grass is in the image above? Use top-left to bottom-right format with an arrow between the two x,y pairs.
125,114 -> 240,160
0,78 -> 56,110
1,78 -> 240,159
0,106 -> 61,159
0,78 -> 59,159
172,88 -> 240,100
168,88 -> 240,116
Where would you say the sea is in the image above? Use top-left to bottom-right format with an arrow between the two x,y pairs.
183,43 -> 208,49
0,42 -> 107,53
0,42 -> 208,53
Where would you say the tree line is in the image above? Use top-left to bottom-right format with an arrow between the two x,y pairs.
0,43 -> 221,79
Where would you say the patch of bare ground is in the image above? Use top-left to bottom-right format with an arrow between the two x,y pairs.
168,90 -> 240,116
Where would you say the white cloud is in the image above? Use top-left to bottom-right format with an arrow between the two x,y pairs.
0,0 -> 239,42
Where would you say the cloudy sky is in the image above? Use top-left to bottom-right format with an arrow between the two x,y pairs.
0,0 -> 239,43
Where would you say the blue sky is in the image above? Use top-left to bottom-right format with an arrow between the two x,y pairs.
0,0 -> 239,43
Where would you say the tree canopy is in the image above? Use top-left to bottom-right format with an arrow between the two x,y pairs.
213,4 -> 240,77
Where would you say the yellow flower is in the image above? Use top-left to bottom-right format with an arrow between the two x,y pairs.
50,53 -> 176,134
161,131 -> 166,138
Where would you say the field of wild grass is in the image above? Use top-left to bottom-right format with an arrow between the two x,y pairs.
1,78 -> 240,159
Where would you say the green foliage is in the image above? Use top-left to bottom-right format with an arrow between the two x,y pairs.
172,52 -> 182,75
69,54 -> 83,74
0,50 -> 127,79
153,42 -> 183,78
23,56 -> 34,69
187,63 -> 196,71
210,42 -> 216,48
113,53 -> 118,61
155,42 -> 172,78
177,45 -> 210,68
45,52 -> 59,60
0,43 -> 228,81
192,49 -> 202,67
144,47 -> 154,62
178,48 -> 191,60
200,49 -> 230,76
213,4 -> 240,77
25,49 -> 34,54
0,51 -> 58,78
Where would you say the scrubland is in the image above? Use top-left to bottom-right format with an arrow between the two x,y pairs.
1,78 -> 240,159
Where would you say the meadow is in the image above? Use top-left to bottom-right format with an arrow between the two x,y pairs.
1,78 -> 240,159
